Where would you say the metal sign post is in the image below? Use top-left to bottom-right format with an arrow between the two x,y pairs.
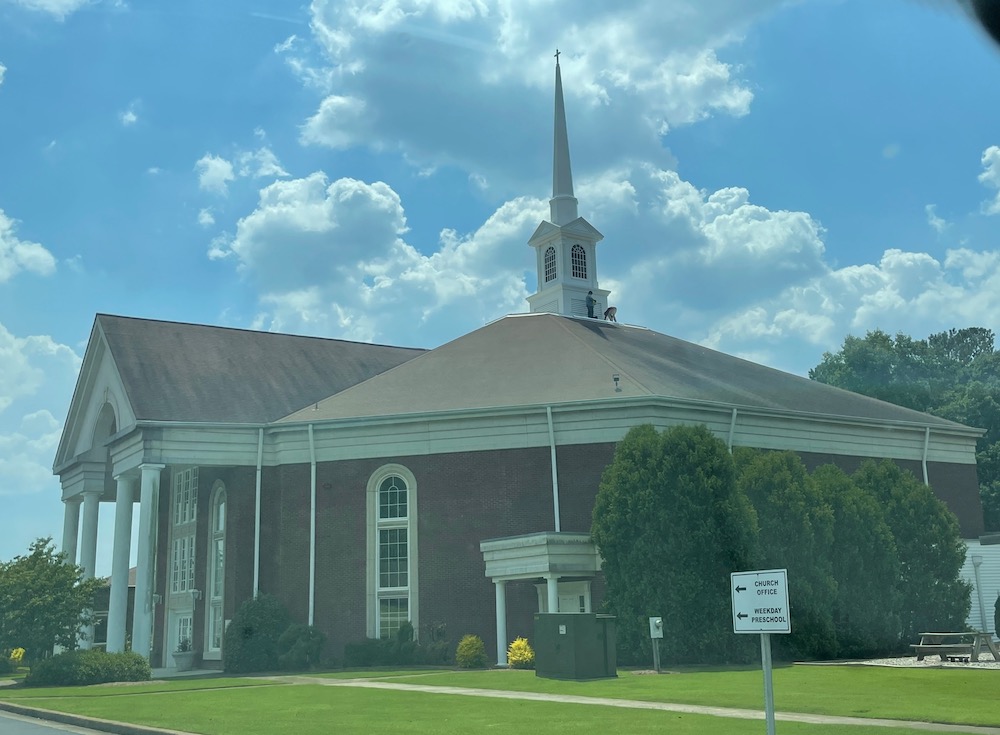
732,569 -> 790,735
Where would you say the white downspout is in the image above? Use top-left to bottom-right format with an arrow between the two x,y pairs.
253,428 -> 263,597
922,427 -> 931,486
308,424 -> 317,626
547,406 -> 561,532
727,408 -> 738,453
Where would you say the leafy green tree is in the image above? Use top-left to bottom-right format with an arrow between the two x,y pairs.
591,424 -> 758,664
734,449 -> 837,659
812,465 -> 901,657
811,327 -> 1000,530
852,460 -> 970,643
0,538 -> 105,665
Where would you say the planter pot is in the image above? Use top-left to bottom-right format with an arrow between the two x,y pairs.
172,650 -> 196,672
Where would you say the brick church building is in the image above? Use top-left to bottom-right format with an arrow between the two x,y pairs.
53,59 -> 984,669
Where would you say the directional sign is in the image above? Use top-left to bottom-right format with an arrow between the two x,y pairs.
731,568 -> 790,634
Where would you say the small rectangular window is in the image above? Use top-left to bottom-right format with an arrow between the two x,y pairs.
379,597 -> 408,640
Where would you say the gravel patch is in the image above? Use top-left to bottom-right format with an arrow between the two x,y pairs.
857,655 -> 1000,670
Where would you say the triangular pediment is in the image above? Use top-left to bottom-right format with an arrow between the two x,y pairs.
53,318 -> 136,471
528,217 -> 604,247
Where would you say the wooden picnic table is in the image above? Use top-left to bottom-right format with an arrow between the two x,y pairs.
911,632 -> 1000,662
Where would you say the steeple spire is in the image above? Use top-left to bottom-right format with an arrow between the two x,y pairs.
550,50 -> 579,226
527,52 -> 609,319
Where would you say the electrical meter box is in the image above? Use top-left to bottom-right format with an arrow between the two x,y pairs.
649,616 -> 663,639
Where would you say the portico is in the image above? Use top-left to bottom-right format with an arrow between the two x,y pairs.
480,532 -> 602,666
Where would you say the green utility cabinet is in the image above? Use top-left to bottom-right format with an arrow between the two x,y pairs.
533,613 -> 617,680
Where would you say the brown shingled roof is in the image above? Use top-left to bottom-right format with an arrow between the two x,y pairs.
97,314 -> 424,423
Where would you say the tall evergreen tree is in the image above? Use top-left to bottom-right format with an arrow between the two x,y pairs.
813,465 -> 901,657
734,449 -> 837,659
852,459 -> 970,643
592,424 -> 758,664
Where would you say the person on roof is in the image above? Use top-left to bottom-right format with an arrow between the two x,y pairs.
585,291 -> 596,318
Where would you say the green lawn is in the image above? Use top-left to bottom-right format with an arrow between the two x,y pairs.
385,665 -> 1000,727
0,682 -> 957,735
1,665 -> 998,734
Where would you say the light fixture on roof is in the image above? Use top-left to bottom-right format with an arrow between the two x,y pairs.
612,373 -> 621,392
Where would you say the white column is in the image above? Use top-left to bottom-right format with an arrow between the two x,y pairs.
495,580 -> 507,667
79,490 -> 101,578
546,575 -> 558,614
106,475 -> 135,653
78,490 -> 102,650
132,464 -> 164,661
61,498 -> 81,565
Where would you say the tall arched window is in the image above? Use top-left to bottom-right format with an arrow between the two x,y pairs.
205,482 -> 226,656
571,244 -> 587,279
367,465 -> 418,640
544,247 -> 557,282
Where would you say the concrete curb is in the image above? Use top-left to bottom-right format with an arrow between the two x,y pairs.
0,700 -> 195,735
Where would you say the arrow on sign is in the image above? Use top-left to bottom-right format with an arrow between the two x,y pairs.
737,612 -> 748,620
735,585 -> 746,593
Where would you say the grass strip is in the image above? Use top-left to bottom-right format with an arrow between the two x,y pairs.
6,683 -> 949,735
385,665 -> 1000,727
0,677 -> 278,699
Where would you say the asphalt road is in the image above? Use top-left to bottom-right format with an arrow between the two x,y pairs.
0,710 -> 111,735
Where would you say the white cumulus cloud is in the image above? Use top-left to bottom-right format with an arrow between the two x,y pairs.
0,209 -> 57,283
980,145 -> 1000,215
8,0 -> 89,20
195,154 -> 236,195
119,99 -> 139,126
293,0 -> 780,187
216,171 -> 542,344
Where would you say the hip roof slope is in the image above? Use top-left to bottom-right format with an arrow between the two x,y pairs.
280,313 -> 967,429
98,314 -> 425,423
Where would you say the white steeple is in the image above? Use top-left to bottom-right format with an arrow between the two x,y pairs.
527,51 -> 610,319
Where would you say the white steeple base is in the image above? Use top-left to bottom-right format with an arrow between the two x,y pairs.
528,284 -> 611,319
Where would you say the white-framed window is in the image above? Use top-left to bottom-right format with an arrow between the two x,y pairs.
367,465 -> 418,640
205,482 -> 226,654
571,244 -> 587,279
173,467 -> 198,525
544,246 -> 557,282
171,536 -> 196,593
170,467 -> 198,594
177,615 -> 193,647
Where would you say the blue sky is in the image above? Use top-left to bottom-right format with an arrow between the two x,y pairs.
2,0 -> 1000,572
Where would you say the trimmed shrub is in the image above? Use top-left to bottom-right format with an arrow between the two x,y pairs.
455,634 -> 487,669
24,650 -> 150,687
223,593 -> 291,673
342,628 -> 453,668
506,637 -> 534,669
277,624 -> 326,671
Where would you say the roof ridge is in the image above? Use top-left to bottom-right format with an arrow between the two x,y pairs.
96,313 -> 426,352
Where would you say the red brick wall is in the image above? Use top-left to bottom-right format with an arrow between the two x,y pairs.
172,440 -> 982,665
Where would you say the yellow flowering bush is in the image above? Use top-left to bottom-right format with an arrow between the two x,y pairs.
506,637 -> 535,669
455,634 -> 487,669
